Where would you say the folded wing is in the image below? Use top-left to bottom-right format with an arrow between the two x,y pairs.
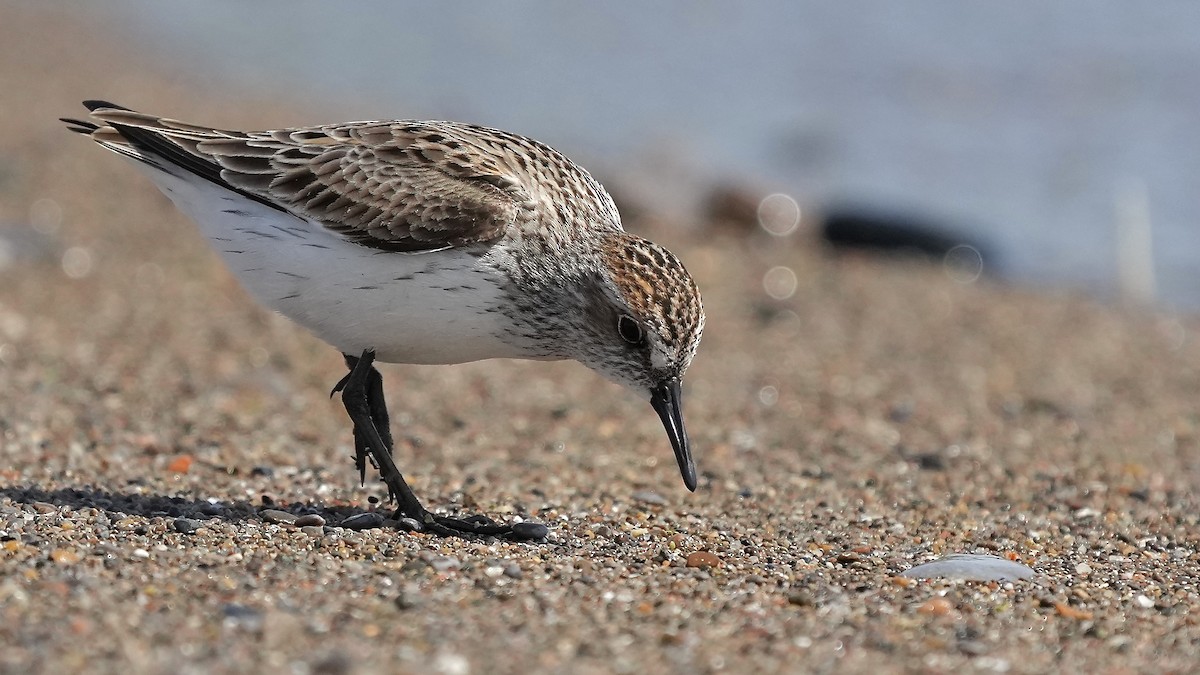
66,101 -> 536,252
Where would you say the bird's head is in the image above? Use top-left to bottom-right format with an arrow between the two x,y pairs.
569,233 -> 705,490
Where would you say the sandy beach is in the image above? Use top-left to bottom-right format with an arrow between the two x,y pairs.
2,6 -> 1200,674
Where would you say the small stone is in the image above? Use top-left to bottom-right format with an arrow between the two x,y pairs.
787,591 -> 815,607
632,491 -> 668,506
1054,602 -> 1093,620
50,548 -> 80,564
301,526 -> 325,537
433,652 -> 469,675
132,548 -> 150,559
339,512 -> 384,531
260,509 -> 297,524
428,556 -> 461,572
902,554 -> 1034,581
510,521 -> 549,541
294,514 -> 326,527
394,589 -> 422,610
309,651 -> 352,675
393,517 -> 423,532
400,560 -> 428,575
958,640 -> 987,656
918,597 -> 954,616
222,603 -> 264,633
1107,635 -> 1133,652
686,551 -> 722,569
1075,562 -> 1092,575
503,563 -> 523,579
915,453 -> 946,471
31,502 -> 57,514
1135,594 -> 1155,609
173,518 -> 203,534
165,455 -> 193,473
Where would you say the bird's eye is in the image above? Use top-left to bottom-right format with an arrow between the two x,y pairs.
617,315 -> 644,345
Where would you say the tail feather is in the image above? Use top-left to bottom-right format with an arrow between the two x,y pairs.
64,100 -> 288,215
60,117 -> 99,134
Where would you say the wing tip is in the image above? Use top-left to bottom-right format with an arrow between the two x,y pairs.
63,100 -> 134,135
82,99 -> 130,113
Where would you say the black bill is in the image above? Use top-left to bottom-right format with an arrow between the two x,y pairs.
650,379 -> 696,491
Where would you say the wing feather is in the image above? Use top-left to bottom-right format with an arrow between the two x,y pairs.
78,103 -> 537,252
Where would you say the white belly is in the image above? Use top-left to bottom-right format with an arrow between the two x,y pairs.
143,168 -> 527,365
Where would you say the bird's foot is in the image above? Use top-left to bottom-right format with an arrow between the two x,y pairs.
394,509 -> 549,541
337,349 -> 547,542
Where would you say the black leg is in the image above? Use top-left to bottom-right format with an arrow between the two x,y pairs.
334,349 -> 547,541
336,349 -> 426,520
333,353 -> 393,487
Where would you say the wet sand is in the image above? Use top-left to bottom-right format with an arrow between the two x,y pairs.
2,6 -> 1200,674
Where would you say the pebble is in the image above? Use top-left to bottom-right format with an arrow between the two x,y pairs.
1135,595 -> 1155,609
511,522 -> 549,541
221,604 -> 264,633
260,509 -> 297,525
31,502 -> 57,514
632,491 -> 667,506
173,518 -> 203,534
50,548 -> 80,564
294,514 -> 326,527
788,591 -> 815,607
918,597 -> 955,616
394,590 -> 422,610
958,640 -> 988,656
300,526 -> 325,537
393,517 -> 423,532
339,512 -> 385,531
686,551 -> 722,569
428,556 -> 462,572
901,554 -> 1034,581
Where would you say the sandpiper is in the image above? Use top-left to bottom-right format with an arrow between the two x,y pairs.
62,101 -> 705,540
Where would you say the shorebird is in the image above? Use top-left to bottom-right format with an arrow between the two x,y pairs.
62,101 -> 704,539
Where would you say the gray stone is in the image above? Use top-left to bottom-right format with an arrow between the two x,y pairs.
901,554 -> 1034,581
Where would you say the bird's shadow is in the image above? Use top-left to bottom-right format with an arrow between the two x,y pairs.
0,483 -> 367,526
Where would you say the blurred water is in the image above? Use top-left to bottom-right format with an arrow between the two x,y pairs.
98,1 -> 1200,309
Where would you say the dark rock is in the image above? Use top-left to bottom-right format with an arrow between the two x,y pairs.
173,518 -> 202,534
511,522 -> 549,541
339,512 -> 385,531
294,514 -> 326,527
260,509 -> 297,525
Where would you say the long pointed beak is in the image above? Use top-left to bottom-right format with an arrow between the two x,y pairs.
650,379 -> 696,491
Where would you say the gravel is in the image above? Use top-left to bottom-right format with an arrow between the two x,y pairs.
2,5 -> 1200,674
